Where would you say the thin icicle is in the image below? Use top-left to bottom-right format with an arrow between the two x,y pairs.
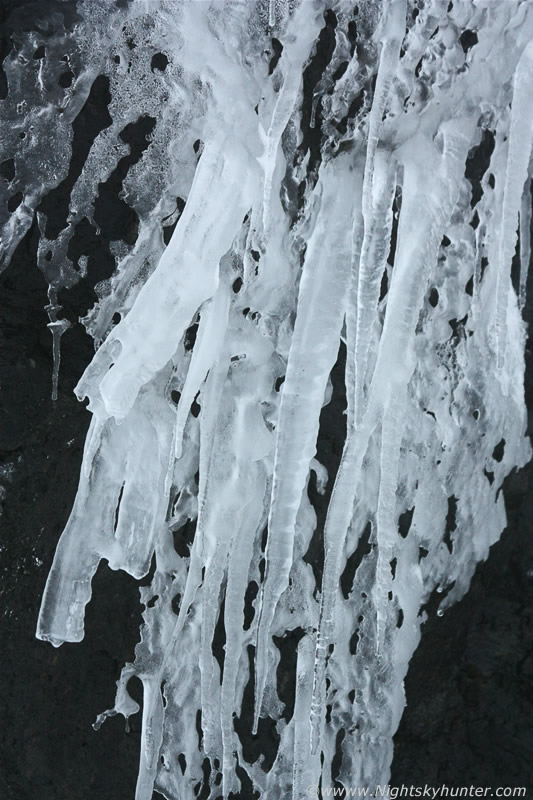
494,39 -> 533,366
253,156 -> 355,731
174,281 -> 230,459
353,0 -> 405,424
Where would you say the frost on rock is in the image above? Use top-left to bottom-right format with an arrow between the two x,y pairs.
1,0 -> 531,796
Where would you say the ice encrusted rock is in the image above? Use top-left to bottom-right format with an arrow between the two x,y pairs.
1,0 -> 530,797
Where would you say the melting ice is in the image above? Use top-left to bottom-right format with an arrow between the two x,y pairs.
1,0 -> 531,797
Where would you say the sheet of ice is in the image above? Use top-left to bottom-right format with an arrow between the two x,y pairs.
0,0 -> 528,796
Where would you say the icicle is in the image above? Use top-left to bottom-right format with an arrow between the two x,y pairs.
220,483 -> 265,798
76,134 -> 258,421
174,280 -> 231,459
259,2 -> 322,238
45,288 -> 72,402
519,166 -> 532,310
253,156 -> 355,731
494,39 -> 533,367
25,2 -> 533,796
374,388 -> 406,651
353,0 -> 405,425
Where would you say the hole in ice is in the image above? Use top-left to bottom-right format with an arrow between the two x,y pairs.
459,29 -> 479,55
170,389 -> 181,405
212,589 -> 226,683
274,375 -> 285,392
0,158 -> 15,182
177,753 -> 187,775
58,70 -> 74,88
428,288 -> 439,308
171,592 -> 181,616
195,709 -> 203,750
232,277 -> 243,293
162,196 -> 186,245
484,469 -> 494,486
397,608 -> 404,628
441,235 -> 451,248
448,315 -> 468,344
112,312 -> 121,325
473,409 -> 480,420
379,268 -> 389,301
347,18 -> 357,56
184,321 -> 198,351
349,625 -> 360,655
7,192 -> 22,212
492,438 -> 505,462
443,496 -> 457,554
465,275 -> 473,296
243,580 -> 258,631
332,60 -> 349,82
511,223 -> 521,297
250,249 -> 260,263
398,506 -> 414,539
193,138 -> 203,155
465,128 -> 495,208
190,393 -> 201,418
273,627 -> 305,723
305,343 -> 346,593
331,728 -> 346,791
234,646 -> 281,773
418,546 -> 429,562
268,37 -> 283,75
390,557 -> 397,580
172,518 -> 196,559
150,52 -> 168,72
146,594 -> 158,609
113,483 -> 125,533
340,521 -> 372,599
193,757 -> 211,798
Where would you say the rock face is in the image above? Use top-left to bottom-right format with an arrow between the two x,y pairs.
1,2 -> 533,798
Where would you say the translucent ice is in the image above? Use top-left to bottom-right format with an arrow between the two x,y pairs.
0,0 -> 529,796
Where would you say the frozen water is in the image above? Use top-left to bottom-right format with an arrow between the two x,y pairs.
1,0 -> 531,797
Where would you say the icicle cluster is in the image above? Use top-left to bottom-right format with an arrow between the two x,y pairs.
2,0 -> 531,796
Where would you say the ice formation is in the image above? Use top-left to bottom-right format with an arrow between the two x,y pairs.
1,0 -> 531,796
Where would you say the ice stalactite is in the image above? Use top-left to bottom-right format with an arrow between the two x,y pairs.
1,0 -> 532,796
